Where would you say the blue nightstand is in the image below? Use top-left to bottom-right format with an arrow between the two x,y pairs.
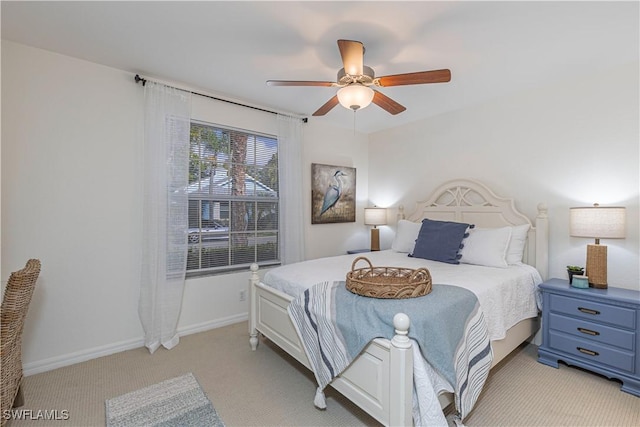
537,278 -> 640,397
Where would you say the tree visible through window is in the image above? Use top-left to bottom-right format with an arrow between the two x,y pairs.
187,121 -> 279,275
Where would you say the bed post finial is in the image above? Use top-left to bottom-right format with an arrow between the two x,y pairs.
537,203 -> 548,217
391,313 -> 411,349
397,205 -> 405,221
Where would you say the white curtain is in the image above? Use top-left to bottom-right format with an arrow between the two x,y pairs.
277,114 -> 305,264
139,82 -> 191,353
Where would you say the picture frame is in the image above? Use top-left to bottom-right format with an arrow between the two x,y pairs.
311,163 -> 356,224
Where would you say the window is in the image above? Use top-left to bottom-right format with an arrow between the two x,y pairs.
187,121 -> 279,275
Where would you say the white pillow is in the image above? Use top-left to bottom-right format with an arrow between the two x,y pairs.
506,224 -> 530,264
459,226 -> 512,268
391,220 -> 422,253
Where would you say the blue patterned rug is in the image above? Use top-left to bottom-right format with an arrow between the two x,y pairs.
105,372 -> 224,427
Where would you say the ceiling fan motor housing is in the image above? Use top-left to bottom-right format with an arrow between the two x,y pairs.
337,66 -> 375,86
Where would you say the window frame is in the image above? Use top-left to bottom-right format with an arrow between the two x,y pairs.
186,120 -> 280,277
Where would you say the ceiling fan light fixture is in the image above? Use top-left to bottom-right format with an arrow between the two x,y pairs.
337,84 -> 374,111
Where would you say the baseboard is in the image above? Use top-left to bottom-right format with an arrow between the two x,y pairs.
177,313 -> 248,336
23,337 -> 145,377
23,313 -> 248,376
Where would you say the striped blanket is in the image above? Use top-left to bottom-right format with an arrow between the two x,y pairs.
287,281 -> 492,424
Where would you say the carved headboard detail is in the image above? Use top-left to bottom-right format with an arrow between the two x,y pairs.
398,179 -> 548,278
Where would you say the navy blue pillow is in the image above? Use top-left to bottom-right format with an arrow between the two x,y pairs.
410,219 -> 473,264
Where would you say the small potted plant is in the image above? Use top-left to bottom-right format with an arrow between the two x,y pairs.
567,265 -> 585,284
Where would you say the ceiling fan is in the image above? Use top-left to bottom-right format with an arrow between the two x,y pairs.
267,39 -> 451,116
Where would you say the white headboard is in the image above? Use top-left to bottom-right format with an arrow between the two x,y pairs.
399,179 -> 549,279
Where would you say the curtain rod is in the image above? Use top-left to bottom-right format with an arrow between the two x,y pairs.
134,74 -> 308,123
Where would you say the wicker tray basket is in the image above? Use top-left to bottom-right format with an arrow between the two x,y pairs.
345,257 -> 432,299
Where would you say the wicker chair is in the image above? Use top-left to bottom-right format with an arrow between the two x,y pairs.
1,259 -> 41,423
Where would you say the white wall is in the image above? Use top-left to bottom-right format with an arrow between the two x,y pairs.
2,41 -> 146,374
1,41 -> 370,373
368,62 -> 639,291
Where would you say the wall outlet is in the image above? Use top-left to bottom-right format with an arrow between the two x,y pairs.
239,290 -> 247,301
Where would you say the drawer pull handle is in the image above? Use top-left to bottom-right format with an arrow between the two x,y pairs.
577,347 -> 599,357
578,307 -> 600,315
577,327 -> 600,336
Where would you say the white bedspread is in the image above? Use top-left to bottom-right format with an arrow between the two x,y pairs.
263,250 -> 542,341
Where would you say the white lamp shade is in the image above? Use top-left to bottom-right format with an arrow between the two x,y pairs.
570,205 -> 626,239
337,85 -> 374,111
364,207 -> 387,226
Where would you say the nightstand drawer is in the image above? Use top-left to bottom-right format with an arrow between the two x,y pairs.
549,313 -> 635,351
549,294 -> 636,329
549,331 -> 635,373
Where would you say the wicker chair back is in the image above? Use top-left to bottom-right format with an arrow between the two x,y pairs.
1,259 -> 41,424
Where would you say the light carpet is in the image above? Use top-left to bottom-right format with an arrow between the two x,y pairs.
105,372 -> 224,427
12,322 -> 640,426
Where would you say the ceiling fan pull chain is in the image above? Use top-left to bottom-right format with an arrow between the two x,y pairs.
353,109 -> 357,135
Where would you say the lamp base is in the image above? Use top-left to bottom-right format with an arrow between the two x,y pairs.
586,244 -> 607,289
370,228 -> 380,251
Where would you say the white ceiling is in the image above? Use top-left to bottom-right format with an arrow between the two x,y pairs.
2,1 -> 638,134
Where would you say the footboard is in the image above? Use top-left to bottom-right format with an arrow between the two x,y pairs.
248,266 -> 307,365
248,264 -> 414,426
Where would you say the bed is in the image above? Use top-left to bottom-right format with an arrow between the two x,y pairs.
248,179 -> 549,426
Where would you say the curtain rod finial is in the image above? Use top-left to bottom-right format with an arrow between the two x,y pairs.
134,74 -> 147,86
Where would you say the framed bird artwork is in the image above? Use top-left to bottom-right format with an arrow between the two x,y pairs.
311,163 -> 356,224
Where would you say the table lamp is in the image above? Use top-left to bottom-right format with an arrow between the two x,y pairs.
570,204 -> 626,288
364,207 -> 387,251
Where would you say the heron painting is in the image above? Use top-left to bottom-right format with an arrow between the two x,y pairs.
311,163 -> 356,224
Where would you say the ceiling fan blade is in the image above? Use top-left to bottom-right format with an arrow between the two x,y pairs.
312,95 -> 340,116
371,90 -> 406,115
376,69 -> 451,87
267,80 -> 336,87
337,39 -> 364,76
